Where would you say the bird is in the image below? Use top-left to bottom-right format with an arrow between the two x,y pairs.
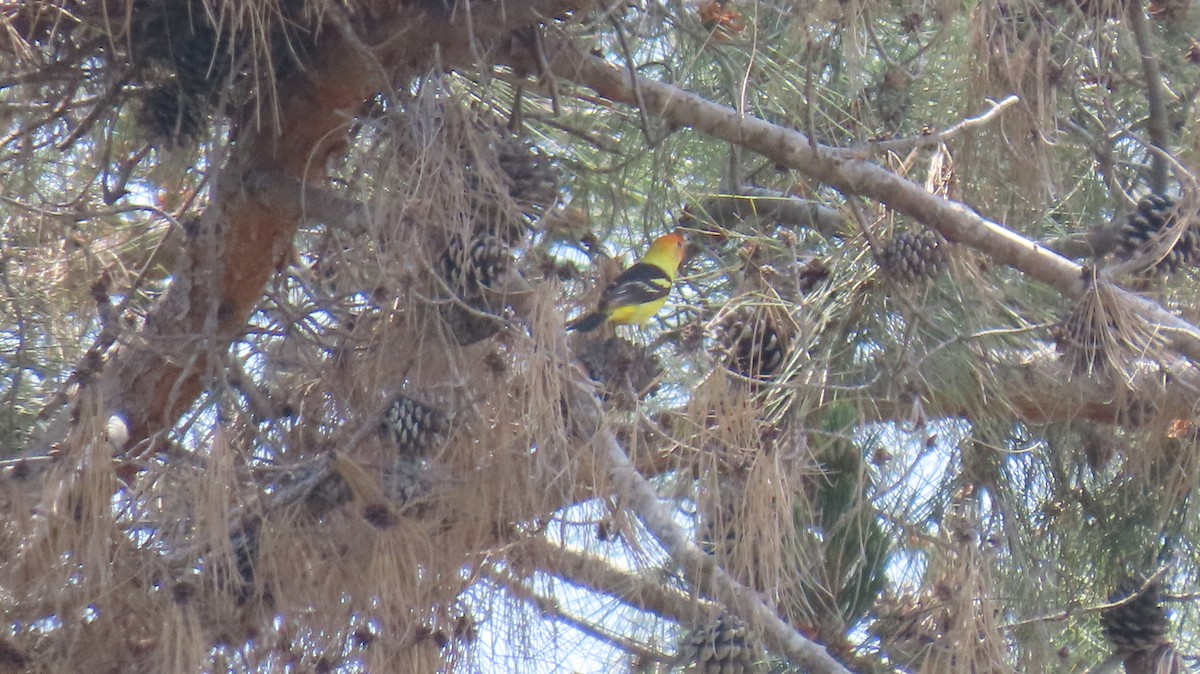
566,231 -> 687,332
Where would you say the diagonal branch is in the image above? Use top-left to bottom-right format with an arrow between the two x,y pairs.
525,537 -> 714,625
594,416 -> 856,674
856,94 -> 1020,155
537,42 -> 1200,368
1127,0 -> 1170,195
549,366 -> 853,672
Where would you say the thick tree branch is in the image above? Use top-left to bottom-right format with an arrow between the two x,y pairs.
539,43 -> 1200,368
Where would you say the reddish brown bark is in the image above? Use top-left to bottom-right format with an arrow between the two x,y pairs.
99,27 -> 372,451
93,2 -> 592,453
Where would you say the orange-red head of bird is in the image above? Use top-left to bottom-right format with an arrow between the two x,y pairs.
647,232 -> 687,275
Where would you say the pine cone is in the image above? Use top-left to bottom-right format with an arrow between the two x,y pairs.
796,257 -> 830,295
877,230 -> 949,283
139,85 -> 204,146
439,302 -> 505,346
381,395 -> 449,459
724,316 -> 788,381
1101,578 -> 1170,654
495,134 -> 560,216
440,234 -> 511,299
437,233 -> 512,345
382,458 -> 437,509
574,337 -> 662,408
875,67 -> 912,130
1115,194 -> 1199,274
680,614 -> 761,674
303,470 -> 355,517
169,24 -> 228,93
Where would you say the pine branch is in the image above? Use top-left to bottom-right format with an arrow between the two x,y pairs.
486,563 -> 677,665
856,95 -> 1020,156
527,537 -> 714,625
1127,0 -> 1170,195
596,422 -> 855,674
558,378 -> 855,674
19,0 -> 608,466
539,41 -> 1200,368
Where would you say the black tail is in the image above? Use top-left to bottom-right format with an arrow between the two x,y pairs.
566,312 -> 606,332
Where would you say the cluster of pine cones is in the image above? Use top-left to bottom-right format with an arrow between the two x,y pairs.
438,133 -> 560,345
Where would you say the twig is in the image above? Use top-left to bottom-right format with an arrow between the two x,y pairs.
1127,0 -> 1170,194
861,6 -> 901,71
55,70 -> 130,153
485,564 -> 676,665
611,17 -> 657,147
1060,106 -> 1131,210
526,536 -> 714,625
1000,566 -> 1169,631
858,95 -> 1020,155
523,110 -> 624,153
804,44 -> 818,152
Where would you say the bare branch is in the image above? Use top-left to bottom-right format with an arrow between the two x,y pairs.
1127,1 -> 1170,194
690,187 -> 845,237
858,95 -> 1021,156
526,537 -> 714,625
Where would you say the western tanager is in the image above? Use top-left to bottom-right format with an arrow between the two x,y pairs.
567,232 -> 687,332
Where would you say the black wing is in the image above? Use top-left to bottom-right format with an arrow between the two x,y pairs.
599,262 -> 673,310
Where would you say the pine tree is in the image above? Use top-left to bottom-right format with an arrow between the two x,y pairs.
2,1 -> 1200,672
